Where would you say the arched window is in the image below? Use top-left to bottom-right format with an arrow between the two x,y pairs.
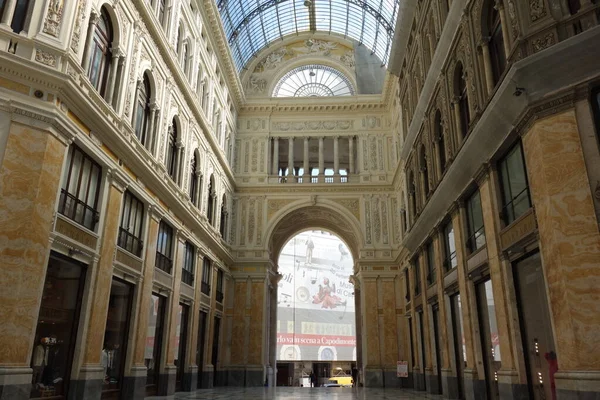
408,170 -> 417,222
487,3 -> 506,85
135,73 -> 152,148
87,8 -> 113,96
202,82 -> 209,111
182,42 -> 189,74
434,110 -> 446,175
455,63 -> 470,139
273,65 -> 355,97
190,151 -> 202,207
166,120 -> 179,182
419,145 -> 429,197
10,0 -> 30,33
206,175 -> 216,225
219,194 -> 227,238
158,0 -> 166,26
177,25 -> 183,56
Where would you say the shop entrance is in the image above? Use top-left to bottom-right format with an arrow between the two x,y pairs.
476,278 -> 501,400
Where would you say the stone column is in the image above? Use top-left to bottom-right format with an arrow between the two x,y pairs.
349,136 -> 355,174
113,56 -> 126,109
333,136 -> 339,176
105,50 -> 121,105
0,120 -> 68,400
495,1 -> 512,56
162,233 -> 185,395
452,98 -> 464,142
303,137 -> 309,182
77,171 -> 127,398
360,275 -> 382,386
81,12 -> 100,73
272,137 -> 279,176
318,136 -> 324,177
287,137 -> 294,178
0,0 -> 17,26
128,207 -> 162,399
480,39 -> 496,95
522,109 -> 600,397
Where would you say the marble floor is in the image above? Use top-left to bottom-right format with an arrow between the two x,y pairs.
146,387 -> 444,400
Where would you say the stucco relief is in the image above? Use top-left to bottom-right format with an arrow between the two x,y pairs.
248,198 -> 256,244
244,141 -> 250,173
271,120 -> 353,131
381,198 -> 389,245
70,0 -> 86,52
251,139 -> 258,172
240,198 -> 247,245
43,0 -> 64,37
330,199 -> 361,222
529,0 -> 547,22
230,198 -> 238,244
267,199 -> 297,220
365,199 -> 372,244
256,197 -> 264,245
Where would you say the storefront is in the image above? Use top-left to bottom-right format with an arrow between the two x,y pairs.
513,252 -> 556,400
475,278 -> 501,400
101,278 -> 134,400
145,293 -> 166,395
30,252 -> 87,399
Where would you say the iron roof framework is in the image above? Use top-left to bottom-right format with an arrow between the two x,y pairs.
216,0 -> 400,71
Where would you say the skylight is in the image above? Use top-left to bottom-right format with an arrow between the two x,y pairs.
273,64 -> 355,97
215,0 -> 400,71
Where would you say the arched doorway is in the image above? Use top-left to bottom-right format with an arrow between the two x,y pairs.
275,230 -> 356,387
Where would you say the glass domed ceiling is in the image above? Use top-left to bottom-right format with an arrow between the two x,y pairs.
273,64 -> 355,97
215,0 -> 400,71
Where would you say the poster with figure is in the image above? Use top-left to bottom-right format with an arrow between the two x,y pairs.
277,231 -> 356,361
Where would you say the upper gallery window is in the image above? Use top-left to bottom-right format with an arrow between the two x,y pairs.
135,73 -> 152,149
487,2 -> 506,85
59,145 -> 102,231
273,65 -> 355,97
118,191 -> 145,257
498,142 -> 531,225
465,190 -> 486,253
156,221 -> 174,274
87,8 -> 113,96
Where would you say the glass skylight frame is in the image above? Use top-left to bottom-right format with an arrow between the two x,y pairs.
273,64 -> 355,97
216,0 -> 399,71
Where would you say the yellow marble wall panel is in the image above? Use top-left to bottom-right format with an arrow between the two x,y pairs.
230,281 -> 247,365
381,280 -> 398,366
522,110 -> 600,371
248,281 -> 265,364
67,110 -> 91,135
0,123 -> 66,365
83,184 -> 123,364
133,217 -> 160,365
0,76 -> 29,94
363,280 -> 381,365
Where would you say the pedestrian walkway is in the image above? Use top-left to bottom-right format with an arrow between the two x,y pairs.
146,387 -> 445,400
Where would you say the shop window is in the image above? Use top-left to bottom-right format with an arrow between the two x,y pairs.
174,304 -> 190,391
488,2 -> 506,85
182,241 -> 195,286
498,142 -> 531,225
58,145 -> 102,231
145,294 -> 166,394
87,8 -> 113,96
466,191 -> 486,253
30,253 -> 86,399
216,269 -> 224,303
201,257 -> 211,295
413,259 -> 422,296
101,278 -> 133,398
156,221 -> 174,273
442,221 -> 457,272
134,73 -> 152,149
426,240 -> 436,285
118,191 -> 145,257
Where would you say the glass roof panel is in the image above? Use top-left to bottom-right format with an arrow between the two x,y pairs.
216,0 -> 400,71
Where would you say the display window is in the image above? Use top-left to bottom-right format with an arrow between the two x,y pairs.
30,253 -> 86,399
101,278 -> 134,400
145,293 -> 166,395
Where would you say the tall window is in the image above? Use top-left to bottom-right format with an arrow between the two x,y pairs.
189,152 -> 199,206
135,74 -> 152,148
434,110 -> 446,175
420,145 -> 429,197
219,195 -> 227,238
10,0 -> 30,33
206,175 -> 215,225
498,142 -> 531,225
488,3 -> 506,85
404,268 -> 411,302
442,221 -> 457,272
414,259 -> 422,296
216,269 -> 224,303
59,146 -> 102,230
456,63 -> 470,138
182,241 -> 195,286
201,257 -> 211,295
118,191 -> 145,256
426,241 -> 436,285
466,191 -> 486,253
158,0 -> 166,26
156,221 -> 174,273
166,121 -> 178,181
409,170 -> 417,221
87,8 -> 113,96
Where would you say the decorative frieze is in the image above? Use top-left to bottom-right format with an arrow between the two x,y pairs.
271,120 -> 353,132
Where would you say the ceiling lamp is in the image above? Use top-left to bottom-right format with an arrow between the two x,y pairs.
304,0 -> 312,7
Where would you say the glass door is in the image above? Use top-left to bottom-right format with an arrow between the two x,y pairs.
101,278 -> 134,400
513,253 -> 556,400
145,294 -> 166,395
476,279 -> 501,400
450,293 -> 465,399
30,253 -> 86,400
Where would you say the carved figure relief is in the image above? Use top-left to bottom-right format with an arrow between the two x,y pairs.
70,0 -> 86,51
43,0 -> 64,37
529,0 -> 547,22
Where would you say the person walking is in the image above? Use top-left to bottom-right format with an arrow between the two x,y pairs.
309,371 -> 316,388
